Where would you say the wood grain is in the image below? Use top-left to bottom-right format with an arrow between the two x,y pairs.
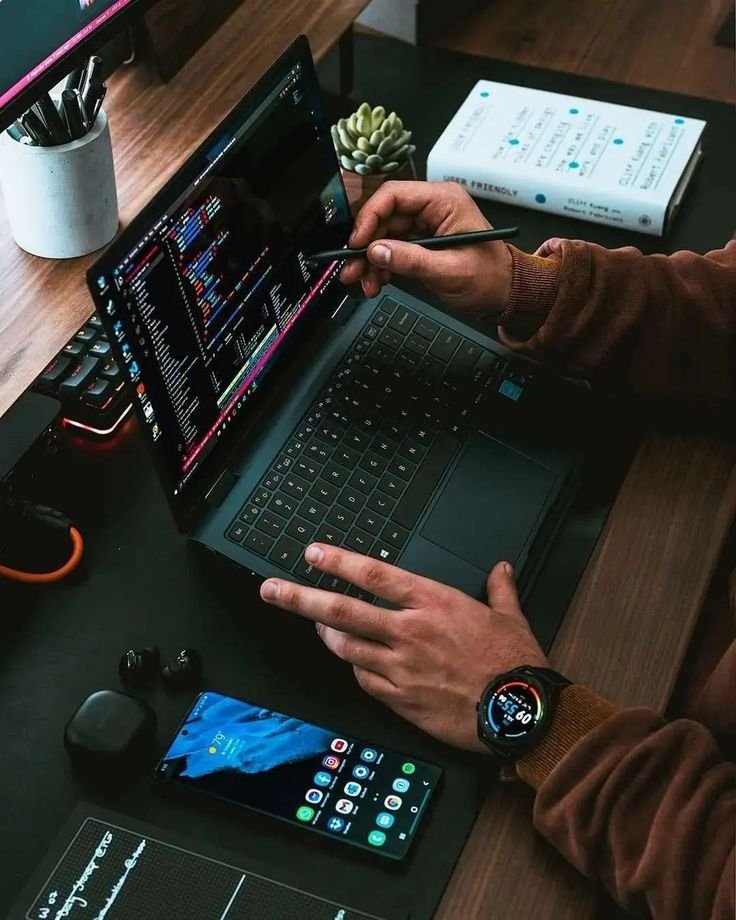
437,434 -> 736,919
0,0 -> 369,420
431,0 -> 736,104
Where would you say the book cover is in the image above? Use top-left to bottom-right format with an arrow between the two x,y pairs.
426,81 -> 706,235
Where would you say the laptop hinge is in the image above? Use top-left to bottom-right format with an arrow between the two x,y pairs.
204,468 -> 240,508
331,293 -> 358,326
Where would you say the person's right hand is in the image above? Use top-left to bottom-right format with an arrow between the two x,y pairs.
340,180 -> 513,316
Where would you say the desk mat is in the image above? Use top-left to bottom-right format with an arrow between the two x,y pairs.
8,805 -> 388,920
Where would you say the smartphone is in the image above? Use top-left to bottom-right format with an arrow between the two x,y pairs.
155,690 -> 442,860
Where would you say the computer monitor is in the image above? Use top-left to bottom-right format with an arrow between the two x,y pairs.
0,0 -> 153,129
88,36 -> 353,524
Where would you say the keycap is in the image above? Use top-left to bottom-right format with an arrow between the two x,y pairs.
74,326 -> 99,344
359,451 -> 386,476
323,461 -> 349,488
414,317 -> 440,341
377,474 -> 405,500
286,517 -> 316,543
356,509 -> 385,536
333,445 -> 361,469
349,469 -> 378,495
369,343 -> 395,364
310,479 -> 339,504
314,524 -> 345,546
262,471 -> 283,491
404,334 -> 428,356
388,456 -> 417,481
244,531 -> 274,556
275,454 -> 295,473
391,434 -> 458,530
388,305 -> 418,334
363,324 -> 380,341
429,330 -> 461,363
305,440 -> 331,463
381,523 -> 409,550
294,458 -> 321,481
320,574 -> 350,593
269,492 -> 298,518
63,340 -> 86,357
251,488 -> 271,506
367,491 -> 395,516
345,528 -> 374,553
255,511 -> 287,537
347,584 -> 375,603
58,355 -> 100,396
281,474 -> 310,500
372,436 -> 399,458
418,355 -> 446,381
372,311 -> 389,327
239,504 -> 260,525
398,439 -> 426,462
344,428 -> 371,451
396,348 -> 420,370
337,486 -> 366,511
299,498 -> 328,523
369,542 -> 398,565
315,420 -> 342,444
378,328 -> 403,350
293,558 -> 321,585
37,355 -> 71,390
88,314 -> 103,329
327,506 -> 356,530
98,359 -> 122,382
284,437 -> 306,457
268,535 -> 304,569
378,297 -> 398,315
447,340 -> 483,381
89,340 -> 112,357
226,521 -> 248,544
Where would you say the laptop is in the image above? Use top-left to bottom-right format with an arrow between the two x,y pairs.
87,35 -> 585,617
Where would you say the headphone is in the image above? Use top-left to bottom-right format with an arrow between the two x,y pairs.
0,500 -> 84,584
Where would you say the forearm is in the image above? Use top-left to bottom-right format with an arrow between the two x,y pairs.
517,690 -> 736,919
497,239 -> 736,401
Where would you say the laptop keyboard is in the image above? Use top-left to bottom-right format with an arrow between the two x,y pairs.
226,295 -> 522,599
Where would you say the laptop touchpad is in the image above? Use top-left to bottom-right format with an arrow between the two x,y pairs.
420,433 -> 557,572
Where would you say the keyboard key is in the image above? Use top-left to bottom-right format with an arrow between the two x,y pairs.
251,488 -> 271,506
372,311 -> 389,327
82,377 -> 112,407
369,542 -> 398,565
294,458 -> 321,481
320,574 -> 350,593
239,504 -> 260,525
293,558 -> 321,585
372,436 -> 398,458
356,509 -> 385,536
333,444 -> 361,469
305,440 -> 331,463
275,454 -> 295,473
323,461 -> 349,488
337,486 -> 366,512
314,524 -> 345,546
88,314 -> 103,329
99,359 -> 122,383
281,474 -> 310,500
347,584 -> 375,603
418,355 -> 446,381
447,340 -> 483,381
429,330 -> 461,363
315,419 -> 343,444
388,305 -> 418,334
327,505 -> 356,530
367,491 -> 395,516
404,333 -> 428,356
377,474 -> 406,500
381,523 -> 410,550
74,326 -> 99,344
344,427 -> 371,451
296,422 -> 317,441
262,471 -> 283,491
299,498 -> 328,523
472,351 -> 500,385
310,479 -> 339,505
269,492 -> 298,518
388,456 -> 417,480
89,340 -> 112,357
392,434 -> 458,530
378,297 -> 398,315
286,517 -> 316,543
244,531 -> 274,556
37,355 -> 71,391
255,511 -> 287,537
410,427 -> 434,445
268,535 -> 304,569
363,324 -> 381,341
359,451 -> 386,476
63,340 -> 86,357
369,343 -> 395,365
414,317 -> 440,341
378,328 -> 403,350
344,528 -> 374,553
284,437 -> 306,457
226,521 -> 248,544
58,355 -> 100,396
396,348 -> 420,370
349,468 -> 378,495
398,439 -> 426,462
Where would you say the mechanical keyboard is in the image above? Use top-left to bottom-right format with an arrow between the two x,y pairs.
226,295 -> 530,598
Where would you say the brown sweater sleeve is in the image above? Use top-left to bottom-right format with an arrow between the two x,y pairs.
497,239 -> 736,401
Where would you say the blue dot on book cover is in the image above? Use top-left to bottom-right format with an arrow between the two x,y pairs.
535,193 -> 546,203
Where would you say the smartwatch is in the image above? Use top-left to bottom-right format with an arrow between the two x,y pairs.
476,666 -> 571,760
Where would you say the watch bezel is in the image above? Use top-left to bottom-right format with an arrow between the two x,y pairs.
477,667 -> 555,759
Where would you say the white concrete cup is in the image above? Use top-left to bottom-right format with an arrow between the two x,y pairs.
0,110 -> 118,259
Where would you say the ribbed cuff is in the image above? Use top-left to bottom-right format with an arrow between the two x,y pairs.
497,246 -> 561,341
516,685 -> 618,790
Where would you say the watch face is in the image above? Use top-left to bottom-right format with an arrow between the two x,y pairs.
485,679 -> 544,740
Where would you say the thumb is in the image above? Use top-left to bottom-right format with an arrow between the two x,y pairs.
366,239 -> 455,283
486,561 -> 522,617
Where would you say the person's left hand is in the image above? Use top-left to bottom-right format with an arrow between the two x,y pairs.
260,544 -> 549,754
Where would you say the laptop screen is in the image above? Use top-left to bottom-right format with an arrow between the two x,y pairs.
88,37 -> 352,519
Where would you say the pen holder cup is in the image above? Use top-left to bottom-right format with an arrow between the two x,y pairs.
0,110 -> 118,259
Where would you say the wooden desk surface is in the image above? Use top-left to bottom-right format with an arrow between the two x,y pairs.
0,0 -> 368,420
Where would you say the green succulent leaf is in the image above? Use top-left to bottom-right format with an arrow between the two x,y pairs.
356,136 -> 374,153
357,102 -> 371,118
365,154 -> 383,169
380,161 -> 401,173
340,154 -> 358,171
354,163 -> 374,176
376,134 -> 398,157
352,149 -> 369,163
371,105 -> 385,130
337,127 -> 354,150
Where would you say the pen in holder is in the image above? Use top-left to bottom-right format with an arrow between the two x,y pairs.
0,110 -> 118,259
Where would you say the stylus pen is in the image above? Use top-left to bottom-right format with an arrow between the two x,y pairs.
306,227 -> 520,264
61,89 -> 87,140
86,83 -> 107,129
21,110 -> 53,147
65,65 -> 86,92
32,93 -> 70,145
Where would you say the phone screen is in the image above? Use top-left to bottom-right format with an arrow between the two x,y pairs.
155,691 -> 442,860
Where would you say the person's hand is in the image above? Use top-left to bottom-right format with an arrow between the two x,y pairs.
259,544 -> 548,753
339,180 -> 513,316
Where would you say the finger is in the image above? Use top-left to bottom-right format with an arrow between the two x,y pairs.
260,577 -> 394,641
366,239 -> 465,284
350,180 -> 443,247
353,664 -> 398,700
304,543 -> 427,608
361,267 -> 383,298
486,561 -> 522,616
339,214 -> 418,287
317,623 -> 393,677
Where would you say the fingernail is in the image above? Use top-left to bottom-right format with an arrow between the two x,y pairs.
349,229 -> 357,244
370,243 -> 391,266
315,622 -> 323,637
260,580 -> 279,600
305,544 -> 324,564
504,562 -> 514,577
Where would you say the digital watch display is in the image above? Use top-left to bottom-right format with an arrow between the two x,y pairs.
477,667 -> 570,759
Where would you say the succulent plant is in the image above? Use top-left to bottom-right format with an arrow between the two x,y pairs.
332,102 -> 416,176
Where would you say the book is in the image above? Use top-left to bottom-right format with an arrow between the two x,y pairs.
426,81 -> 705,236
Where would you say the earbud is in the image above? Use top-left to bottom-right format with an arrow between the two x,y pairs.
161,648 -> 203,691
118,646 -> 161,687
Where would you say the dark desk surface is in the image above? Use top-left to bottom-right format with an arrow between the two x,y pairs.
1,31 -> 735,920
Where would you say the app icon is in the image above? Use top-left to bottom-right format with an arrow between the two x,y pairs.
296,806 -> 314,822
392,777 -> 410,793
314,771 -> 332,788
401,762 -> 416,775
360,748 -> 378,763
352,764 -> 370,780
323,755 -> 341,770
368,830 -> 386,847
335,799 -> 353,815
376,812 -> 395,829
384,794 -> 402,811
326,816 -> 346,833
331,738 -> 348,753
344,781 -> 362,797
305,789 -> 323,805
